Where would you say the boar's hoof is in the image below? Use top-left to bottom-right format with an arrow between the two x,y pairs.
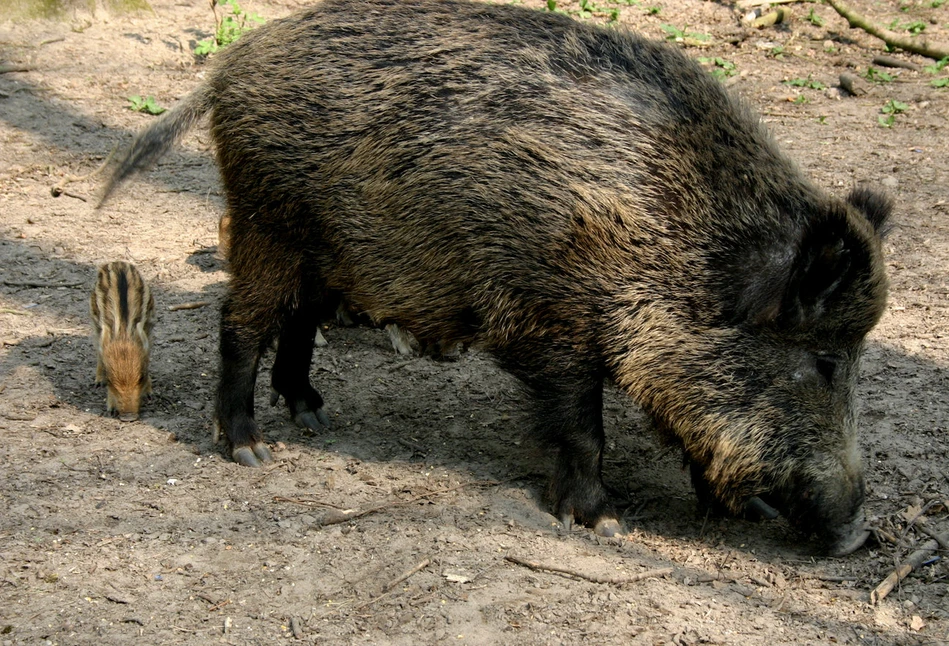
593,518 -> 623,537
745,496 -> 780,521
118,412 -> 139,423
232,442 -> 274,467
559,513 -> 622,537
269,387 -> 330,430
295,409 -> 331,431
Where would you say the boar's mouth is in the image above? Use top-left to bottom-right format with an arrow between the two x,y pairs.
692,463 -> 870,555
747,492 -> 870,557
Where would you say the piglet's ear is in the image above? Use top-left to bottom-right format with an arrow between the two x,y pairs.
847,186 -> 893,236
779,222 -> 853,328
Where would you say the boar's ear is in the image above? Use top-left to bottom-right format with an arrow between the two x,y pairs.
847,186 -> 893,237
778,219 -> 854,328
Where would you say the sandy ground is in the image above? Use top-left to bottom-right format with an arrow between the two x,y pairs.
1,0 -> 948,643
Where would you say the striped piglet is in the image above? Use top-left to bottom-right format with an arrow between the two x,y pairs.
90,261 -> 155,421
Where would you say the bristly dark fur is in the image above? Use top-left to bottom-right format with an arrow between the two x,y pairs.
101,0 -> 889,554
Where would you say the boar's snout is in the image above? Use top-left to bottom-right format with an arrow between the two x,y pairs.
106,378 -> 144,422
774,458 -> 869,556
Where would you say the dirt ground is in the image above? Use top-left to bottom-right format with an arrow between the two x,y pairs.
0,0 -> 947,643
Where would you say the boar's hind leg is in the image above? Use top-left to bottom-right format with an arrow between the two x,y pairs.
269,293 -> 331,431
531,376 -> 621,537
216,289 -> 277,467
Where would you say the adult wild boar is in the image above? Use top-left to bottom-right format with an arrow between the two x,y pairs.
100,0 -> 890,555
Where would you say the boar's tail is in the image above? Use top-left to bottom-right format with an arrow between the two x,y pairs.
97,84 -> 214,207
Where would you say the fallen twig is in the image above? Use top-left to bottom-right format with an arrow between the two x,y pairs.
271,496 -> 349,511
51,149 -> 114,199
918,524 -> 949,551
825,0 -> 949,60
737,0 -> 802,8
2,280 -> 84,289
872,54 -> 921,71
168,301 -> 211,311
381,557 -> 432,594
352,557 -> 432,611
0,64 -> 33,74
57,190 -> 88,202
870,532 -> 947,604
504,555 -> 673,585
750,8 -> 785,29
275,480 -> 501,527
839,72 -> 870,97
208,598 -> 232,612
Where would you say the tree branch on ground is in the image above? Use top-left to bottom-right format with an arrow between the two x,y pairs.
825,0 -> 949,61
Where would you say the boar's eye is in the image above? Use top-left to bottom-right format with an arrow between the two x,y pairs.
814,354 -> 839,385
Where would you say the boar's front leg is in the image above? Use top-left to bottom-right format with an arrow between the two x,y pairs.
526,372 -> 621,537
269,292 -> 331,431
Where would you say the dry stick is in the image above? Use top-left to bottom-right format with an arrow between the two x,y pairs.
353,558 -> 432,611
58,190 -> 87,202
872,54 -> 921,71
271,496 -> 349,511
381,557 -> 432,594
0,64 -> 33,74
275,480 -> 501,527
50,148 -> 115,199
870,538 -> 939,604
168,301 -> 211,311
824,0 -> 949,61
504,555 -> 673,585
918,524 -> 949,551
736,0 -> 804,8
2,280 -> 84,288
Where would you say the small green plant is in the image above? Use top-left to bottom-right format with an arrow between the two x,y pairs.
698,57 -> 737,79
864,66 -> 894,83
932,0 -> 945,7
576,0 -> 595,18
806,8 -> 825,26
660,23 -> 711,44
546,0 -> 617,20
768,46 -> 785,59
924,57 -> 949,74
792,94 -> 808,104
889,19 -> 927,34
127,95 -> 166,115
878,99 -> 908,127
932,77 -> 949,88
817,115 -> 828,125
194,0 -> 264,56
783,76 -> 826,90
882,99 -> 909,114
646,5 -> 661,14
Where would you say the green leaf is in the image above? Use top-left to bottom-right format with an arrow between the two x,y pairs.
881,99 -> 909,114
864,67 -> 894,83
